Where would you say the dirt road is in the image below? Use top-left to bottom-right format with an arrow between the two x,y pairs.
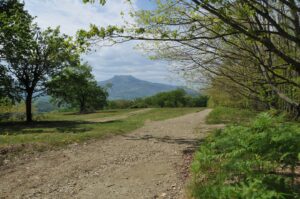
0,109 -> 222,199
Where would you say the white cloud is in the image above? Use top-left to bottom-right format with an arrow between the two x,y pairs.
25,0 -> 133,35
24,0 -> 184,85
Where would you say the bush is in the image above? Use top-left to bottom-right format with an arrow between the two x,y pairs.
190,113 -> 300,199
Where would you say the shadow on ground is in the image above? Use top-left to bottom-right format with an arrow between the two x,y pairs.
122,134 -> 205,154
63,110 -> 120,116
0,120 -> 121,135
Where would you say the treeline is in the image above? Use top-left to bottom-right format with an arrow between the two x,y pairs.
107,89 -> 208,109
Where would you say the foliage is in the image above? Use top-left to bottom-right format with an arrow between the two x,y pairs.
82,0 -> 106,5
206,107 -> 257,124
0,0 -> 29,102
0,66 -> 20,102
47,64 -> 108,113
191,113 -> 300,199
144,89 -> 188,108
186,95 -> 209,108
0,0 -> 79,122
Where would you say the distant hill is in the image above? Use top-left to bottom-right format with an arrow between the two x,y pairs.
99,75 -> 197,100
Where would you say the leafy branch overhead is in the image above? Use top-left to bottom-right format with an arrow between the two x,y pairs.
82,0 -> 107,5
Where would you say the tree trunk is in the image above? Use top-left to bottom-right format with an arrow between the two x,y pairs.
26,91 -> 33,122
79,101 -> 85,114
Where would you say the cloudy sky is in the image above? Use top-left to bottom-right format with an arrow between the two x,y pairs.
24,0 -> 184,85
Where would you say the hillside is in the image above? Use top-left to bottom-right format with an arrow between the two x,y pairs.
99,75 -> 196,100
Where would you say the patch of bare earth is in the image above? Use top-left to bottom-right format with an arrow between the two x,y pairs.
0,109 -> 223,199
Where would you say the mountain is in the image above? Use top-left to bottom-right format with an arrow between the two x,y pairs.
99,75 -> 197,100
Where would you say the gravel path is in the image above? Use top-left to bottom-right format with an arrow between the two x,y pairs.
0,109 -> 223,199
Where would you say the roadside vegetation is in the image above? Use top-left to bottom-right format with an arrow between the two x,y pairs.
191,112 -> 300,198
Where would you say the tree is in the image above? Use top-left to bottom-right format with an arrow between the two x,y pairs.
0,0 -> 79,122
47,64 -> 108,113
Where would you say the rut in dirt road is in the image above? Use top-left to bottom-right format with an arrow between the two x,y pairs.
0,109 -> 222,199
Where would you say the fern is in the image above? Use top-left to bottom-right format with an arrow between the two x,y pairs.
190,113 -> 300,199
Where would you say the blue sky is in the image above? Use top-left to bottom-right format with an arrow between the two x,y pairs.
24,0 -> 184,85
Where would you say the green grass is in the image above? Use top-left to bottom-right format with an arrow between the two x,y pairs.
206,106 -> 257,124
0,108 -> 202,148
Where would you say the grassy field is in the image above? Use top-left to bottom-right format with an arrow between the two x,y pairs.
0,108 -> 202,148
